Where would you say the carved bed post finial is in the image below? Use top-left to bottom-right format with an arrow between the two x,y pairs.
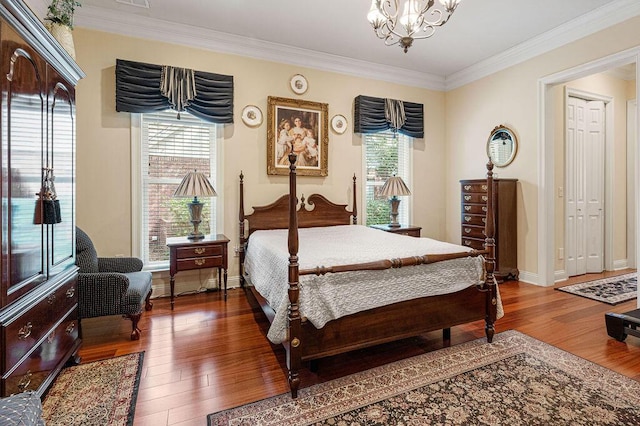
483,159 -> 496,342
239,171 -> 245,287
352,174 -> 358,224
287,152 -> 301,398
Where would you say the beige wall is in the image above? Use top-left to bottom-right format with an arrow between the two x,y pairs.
445,15 -> 640,284
73,28 -> 446,294
74,14 -> 640,292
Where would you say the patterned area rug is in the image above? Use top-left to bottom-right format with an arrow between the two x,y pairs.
42,352 -> 144,426
207,331 -> 640,425
557,273 -> 637,304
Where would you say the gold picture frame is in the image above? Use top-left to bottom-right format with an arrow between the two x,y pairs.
267,96 -> 328,176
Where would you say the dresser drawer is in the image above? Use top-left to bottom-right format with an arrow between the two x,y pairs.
4,279 -> 77,371
176,255 -> 223,271
462,225 -> 486,239
461,214 -> 486,227
462,238 -> 485,250
462,193 -> 489,204
461,182 -> 489,193
462,204 -> 488,215
3,316 -> 79,395
176,245 -> 223,259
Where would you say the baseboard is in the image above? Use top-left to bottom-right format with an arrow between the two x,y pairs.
149,270 -> 242,298
613,259 -> 629,270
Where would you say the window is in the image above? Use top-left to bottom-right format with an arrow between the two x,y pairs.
363,131 -> 412,225
133,110 -> 221,267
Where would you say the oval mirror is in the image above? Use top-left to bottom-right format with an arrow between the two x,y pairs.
487,125 -> 518,167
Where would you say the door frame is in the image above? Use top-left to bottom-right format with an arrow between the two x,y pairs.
627,99 -> 637,269
538,46 -> 640,287
563,88 -> 613,280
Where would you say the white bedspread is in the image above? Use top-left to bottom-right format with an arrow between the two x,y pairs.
244,225 -> 499,344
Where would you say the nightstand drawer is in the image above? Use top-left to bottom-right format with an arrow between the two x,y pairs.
395,229 -> 421,237
177,255 -> 223,271
175,245 -> 223,259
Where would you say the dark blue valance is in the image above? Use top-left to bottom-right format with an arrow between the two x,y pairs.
116,59 -> 234,124
353,95 -> 424,139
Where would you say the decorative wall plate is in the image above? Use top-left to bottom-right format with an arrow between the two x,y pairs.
241,105 -> 263,127
331,114 -> 348,134
290,74 -> 308,95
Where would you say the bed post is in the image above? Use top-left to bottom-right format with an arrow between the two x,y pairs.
287,153 -> 302,398
352,174 -> 358,224
483,160 -> 497,343
238,171 -> 245,287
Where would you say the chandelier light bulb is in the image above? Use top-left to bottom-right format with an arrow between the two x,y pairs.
367,0 -> 462,53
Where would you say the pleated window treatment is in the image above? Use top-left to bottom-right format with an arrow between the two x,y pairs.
116,59 -> 234,124
354,95 -> 424,138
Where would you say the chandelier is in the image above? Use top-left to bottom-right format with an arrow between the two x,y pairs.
367,0 -> 462,53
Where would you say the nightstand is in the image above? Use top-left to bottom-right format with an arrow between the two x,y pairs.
369,224 -> 422,237
166,234 -> 230,309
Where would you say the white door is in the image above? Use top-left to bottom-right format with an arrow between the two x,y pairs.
566,97 -> 605,276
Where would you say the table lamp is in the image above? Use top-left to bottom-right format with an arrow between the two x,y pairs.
380,175 -> 411,228
173,170 -> 217,239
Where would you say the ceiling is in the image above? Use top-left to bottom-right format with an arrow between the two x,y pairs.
28,0 -> 640,90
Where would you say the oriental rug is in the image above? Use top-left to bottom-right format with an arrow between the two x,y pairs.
557,273 -> 637,305
207,330 -> 640,426
42,352 -> 144,426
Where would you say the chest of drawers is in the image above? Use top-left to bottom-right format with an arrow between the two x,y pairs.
460,179 -> 518,281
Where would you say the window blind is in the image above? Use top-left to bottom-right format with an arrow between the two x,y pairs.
364,131 -> 412,226
140,110 -> 217,264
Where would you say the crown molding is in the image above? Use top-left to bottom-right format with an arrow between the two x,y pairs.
74,5 -> 447,91
28,0 -> 640,91
445,0 -> 640,90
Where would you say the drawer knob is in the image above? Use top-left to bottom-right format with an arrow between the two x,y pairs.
482,185 -> 488,191
66,322 -> 76,334
482,196 -> 488,202
194,247 -> 206,255
464,195 -> 471,201
66,287 -> 75,298
464,206 -> 471,211
18,322 -> 33,340
194,259 -> 205,266
464,228 -> 471,233
47,294 -> 56,304
464,185 -> 471,191
464,241 -> 471,246
17,371 -> 32,392
482,218 -> 486,223
482,206 -> 487,212
464,216 -> 471,222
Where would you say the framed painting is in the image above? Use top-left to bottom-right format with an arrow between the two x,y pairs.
267,96 -> 329,176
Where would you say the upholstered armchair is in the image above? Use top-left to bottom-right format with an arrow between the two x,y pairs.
75,227 -> 153,340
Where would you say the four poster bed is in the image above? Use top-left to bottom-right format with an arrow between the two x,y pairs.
239,153 -> 500,398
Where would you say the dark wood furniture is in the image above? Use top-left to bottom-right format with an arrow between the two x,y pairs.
605,309 -> 640,342
460,178 -> 518,281
0,0 -> 84,397
167,234 -> 230,308
239,159 -> 499,398
369,223 -> 422,237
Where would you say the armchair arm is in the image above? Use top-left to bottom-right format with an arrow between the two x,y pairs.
77,272 -> 131,318
98,257 -> 143,273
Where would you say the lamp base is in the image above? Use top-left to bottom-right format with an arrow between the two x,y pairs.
389,196 -> 401,228
187,232 -> 205,240
187,199 -> 205,240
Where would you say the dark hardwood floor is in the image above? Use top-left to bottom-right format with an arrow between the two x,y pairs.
77,271 -> 640,425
